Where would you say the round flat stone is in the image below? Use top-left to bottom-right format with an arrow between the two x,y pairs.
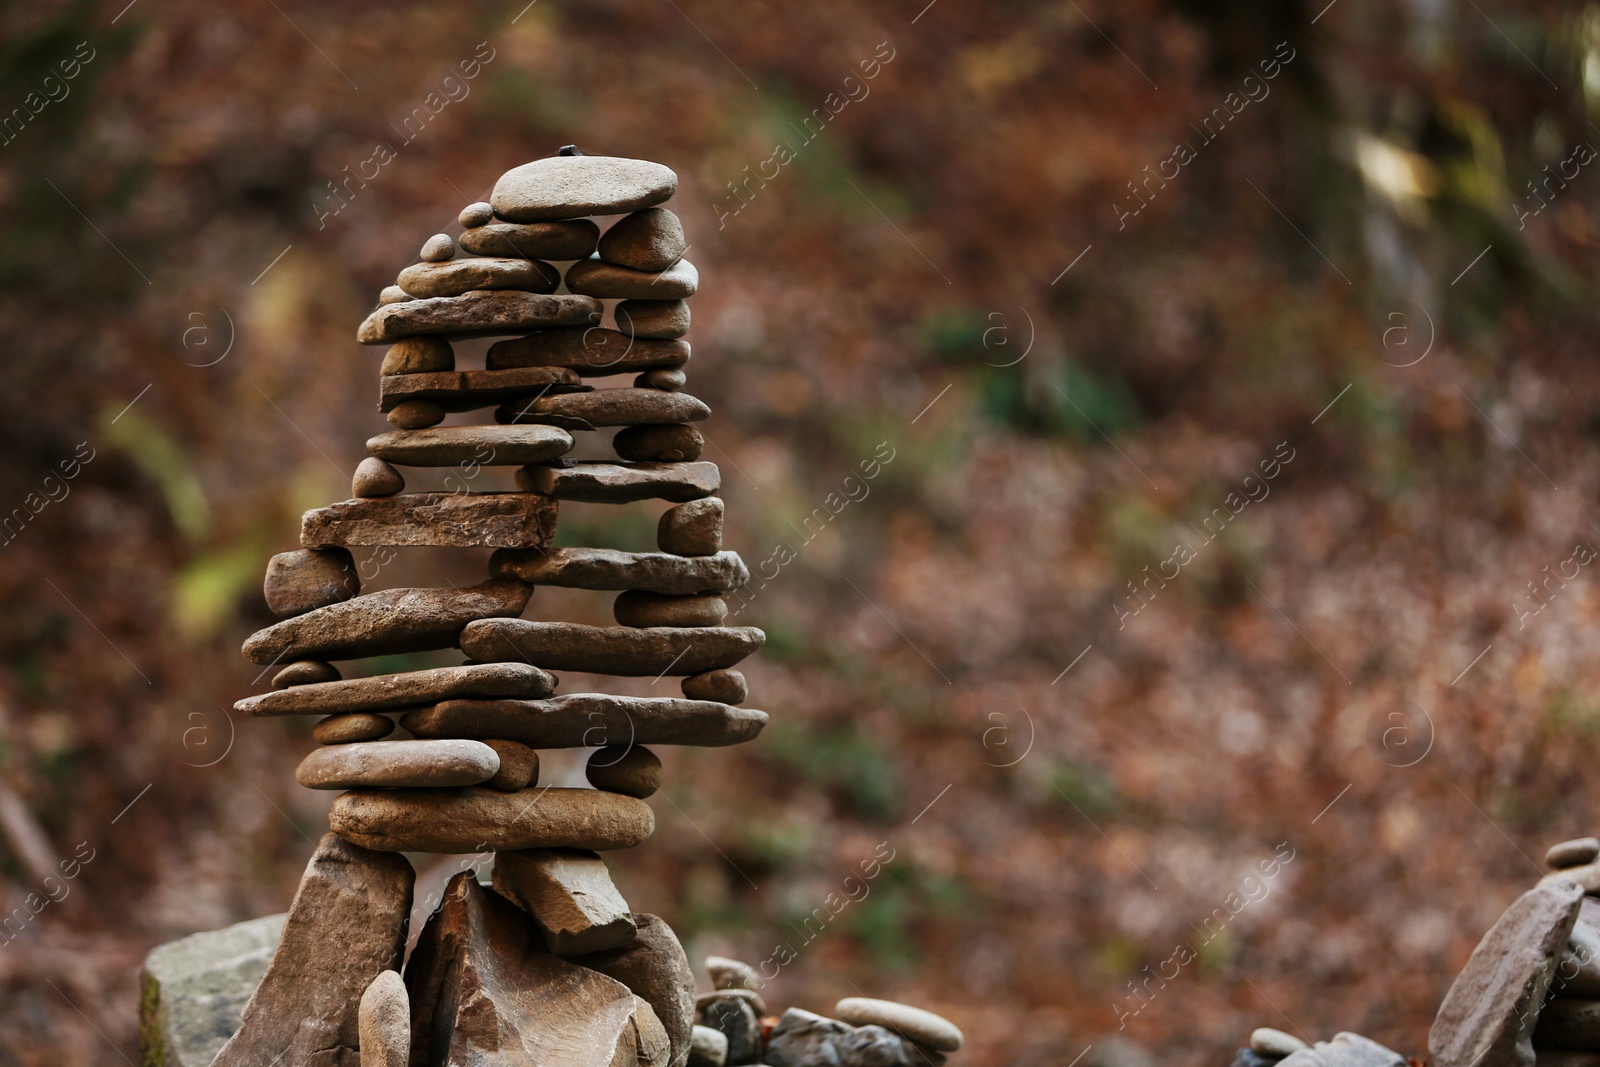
491,156 -> 677,223
616,300 -> 690,340
834,998 -> 962,1053
420,234 -> 455,262
614,592 -> 726,628
658,498 -> 723,556
459,202 -> 495,227
483,739 -> 539,791
567,258 -> 697,301
380,336 -> 454,375
1250,1028 -> 1308,1057
614,423 -> 703,463
459,219 -> 600,260
272,660 -> 342,689
681,669 -> 745,704
379,285 -> 409,305
599,208 -> 686,273
329,786 -> 655,852
313,712 -> 395,745
387,399 -> 446,429
296,738 -> 499,790
1550,838 -> 1600,869
352,457 -> 405,498
586,745 -> 662,798
397,258 -> 561,300
635,369 -> 687,391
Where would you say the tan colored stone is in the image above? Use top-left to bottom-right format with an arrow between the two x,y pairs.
835,997 -> 964,1052
420,233 -> 454,262
568,257 -> 698,300
616,299 -> 690,339
482,739 -> 539,791
615,423 -> 703,462
263,548 -> 359,618
658,497 -> 723,555
705,956 -> 762,991
459,219 -> 600,260
491,155 -> 677,222
378,365 -> 581,413
385,399 -> 445,429
378,285 -> 408,305
329,786 -> 655,853
366,424 -> 573,467
518,460 -> 719,503
599,209 -> 687,272
586,745 -> 662,798
302,492 -> 558,551
572,914 -> 696,1067
296,739 -> 499,790
403,695 -> 767,749
272,660 -> 341,689
689,1025 -> 729,1067
396,257 -> 559,299
489,547 -> 747,594
682,669 -> 746,705
1552,839 -> 1600,870
312,712 -> 394,744
358,970 -> 408,1067
357,291 -> 602,344
493,848 -> 637,955
351,458 -> 404,498
236,662 -> 556,717
486,328 -> 690,376
635,368 -> 688,391
458,202 -> 494,228
461,619 -> 763,675
379,336 -> 453,376
498,388 -> 709,429
614,592 -> 726,628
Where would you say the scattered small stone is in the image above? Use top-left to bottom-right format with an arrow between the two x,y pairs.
379,285 -> 409,305
699,995 -> 762,1067
458,201 -> 495,228
263,547 -> 360,618
614,591 -> 726,628
303,492 -> 558,551
490,155 -> 677,222
397,256 -> 560,299
835,997 -> 964,1053
615,423 -> 704,462
500,387 -> 709,429
1252,1028 -> 1310,1058
379,336 -> 454,375
489,546 -> 746,594
482,738 -> 539,791
616,299 -> 691,339
519,460 -> 720,503
329,785 -> 655,853
689,1025 -> 729,1067
636,368 -> 688,391
461,619 -> 763,675
705,956 -> 763,992
351,457 -> 404,498
492,848 -> 637,955
238,662 -> 556,717
403,695 -> 767,749
271,660 -> 341,689
295,738 -> 501,790
420,233 -> 454,262
572,913 -> 697,1067
357,970 -> 408,1067
311,713 -> 394,745
568,257 -> 699,300
486,328 -> 689,376
458,219 -> 601,260
587,745 -> 663,798
599,208 -> 688,272
357,291 -> 602,345
1552,839 -> 1600,870
385,398 -> 446,429
682,669 -> 746,705
366,424 -> 574,467
659,497 -> 724,556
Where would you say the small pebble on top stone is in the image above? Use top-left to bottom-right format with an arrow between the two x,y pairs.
682,669 -> 746,704
586,744 -> 662,798
379,285 -> 410,305
1549,837 -> 1600,869
381,336 -> 454,376
388,399 -> 447,429
459,202 -> 495,228
420,233 -> 455,262
1250,1028 -> 1308,1058
271,659 -> 341,689
313,712 -> 395,745
635,368 -> 687,391
352,457 -> 405,498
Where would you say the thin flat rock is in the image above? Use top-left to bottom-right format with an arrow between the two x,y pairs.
403,695 -> 768,749
567,258 -> 698,300
329,786 -> 655,853
357,291 -> 601,344
296,738 -> 500,790
503,389 -> 709,428
486,329 -> 690,375
396,257 -> 560,299
378,366 -> 581,413
520,461 -> 719,503
835,997 -> 964,1053
491,155 -> 677,223
235,662 -> 555,717
461,619 -> 764,675
366,425 -> 573,467
489,547 -> 747,594
241,581 -> 531,665
302,493 -> 558,550
459,218 -> 600,259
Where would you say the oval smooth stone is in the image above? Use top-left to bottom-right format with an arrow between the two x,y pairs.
312,713 -> 395,745
328,786 -> 655,853
833,998 -> 964,1052
295,739 -> 499,790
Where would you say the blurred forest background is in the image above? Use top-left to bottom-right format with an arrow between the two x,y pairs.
1,0 -> 1598,1062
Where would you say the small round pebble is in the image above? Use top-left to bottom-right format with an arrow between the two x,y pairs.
682,669 -> 745,704
1250,1028 -> 1308,1058
264,548 -> 358,617
272,660 -> 341,689
657,497 -> 723,557
586,745 -> 662,798
1549,838 -> 1600,869
615,299 -> 690,339
388,399 -> 447,429
834,997 -> 963,1053
705,956 -> 763,992
614,423 -> 703,463
352,457 -> 405,498
313,713 -> 395,745
689,1025 -> 728,1067
482,739 -> 539,791
379,285 -> 410,305
635,368 -> 687,391
420,233 -> 455,262
459,202 -> 495,228
381,336 -> 454,376
615,591 -> 726,628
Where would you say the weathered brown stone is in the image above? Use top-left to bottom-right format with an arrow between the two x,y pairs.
312,712 -> 395,744
615,423 -> 704,462
491,155 -> 677,222
616,300 -> 690,339
635,368 -> 688,391
458,219 -> 600,260
614,591 -> 726,628
1551,839 -> 1600,870
358,970 -> 408,1067
357,291 -> 602,344
405,873 -> 670,1067
296,739 -> 500,790
351,457 -> 404,498
419,234 -> 454,262
573,914 -> 696,1067
587,745 -> 662,798
482,739 -> 540,791
518,461 -> 719,503
492,849 -> 637,956
658,497 -> 723,555
396,257 -> 560,299
402,695 -> 767,749
264,548 -> 359,618
212,834 -> 412,1067
366,425 -> 573,467
302,492 -> 559,551
499,388 -> 709,430
378,365 -> 581,413
237,662 -> 556,717
379,285 -> 408,305
568,258 -> 698,300
489,547 -> 746,594
486,328 -> 690,376
682,669 -> 747,705
379,336 -> 453,376
458,202 -> 495,228
272,660 -> 341,689
384,399 -> 445,429
241,581 -> 532,665
461,619 -> 764,675
599,209 -> 687,273
329,786 -> 655,853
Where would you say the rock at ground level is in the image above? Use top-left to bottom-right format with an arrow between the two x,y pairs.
139,913 -> 286,1067
571,914 -> 697,1067
698,994 -> 762,1066
1278,1033 -> 1405,1067
358,970 -> 408,1067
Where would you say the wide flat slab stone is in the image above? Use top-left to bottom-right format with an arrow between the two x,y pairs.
491,155 -> 677,223
461,619 -> 764,675
396,257 -> 559,299
519,461 -> 719,503
489,547 -> 747,594
329,786 -> 655,853
236,662 -> 556,717
567,258 -> 698,300
367,425 -> 573,467
493,849 -> 637,956
296,738 -> 500,790
378,366 -> 581,413
459,218 -> 600,259
403,695 -> 768,749
302,492 -> 559,550
501,388 -> 709,429
140,913 -> 286,1067
486,328 -> 689,376
357,291 -> 602,344
241,581 -> 531,665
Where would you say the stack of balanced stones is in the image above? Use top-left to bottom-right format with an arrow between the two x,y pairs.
223,151 -> 770,1065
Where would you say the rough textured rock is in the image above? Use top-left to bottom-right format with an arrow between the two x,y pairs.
682,670 -> 746,705
699,996 -> 761,1066
616,299 -> 691,339
835,997 -> 963,1052
396,257 -> 560,298
272,660 -> 341,688
500,388 -> 709,429
406,873 -> 670,1067
296,738 -> 500,790
572,914 -> 697,1067
615,423 -> 704,462
357,290 -> 602,344
490,547 -> 746,594
519,460 -> 720,503
301,492 -> 559,550
492,848 -> 637,955
351,458 -> 404,498
379,336 -> 453,376
567,256 -> 699,301
212,835 -> 413,1067
486,328 -> 689,375
461,619 -> 764,675
419,233 -> 454,262
312,712 -> 395,744
688,1025 -> 729,1067
705,956 -> 762,992
403,695 -> 768,749
366,424 -> 573,467
358,970 -> 408,1067
1430,880 -> 1586,1067
614,591 -> 727,628
263,548 -> 359,618
329,786 -> 655,853
459,218 -> 601,259
491,155 -> 677,222
1251,1028 -> 1309,1057
658,498 -> 723,556
599,209 -> 688,272
482,739 -> 540,791
386,398 -> 446,429
587,745 -> 663,798
139,913 -> 286,1067
241,581 -> 532,665
1551,839 -> 1600,870
1279,1034 -> 1406,1067
237,661 -> 555,717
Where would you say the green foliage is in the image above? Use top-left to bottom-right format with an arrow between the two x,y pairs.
1047,757 -> 1122,819
761,719 -> 898,819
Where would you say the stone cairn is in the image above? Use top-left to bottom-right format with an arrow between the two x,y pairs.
137,151 -> 965,1067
